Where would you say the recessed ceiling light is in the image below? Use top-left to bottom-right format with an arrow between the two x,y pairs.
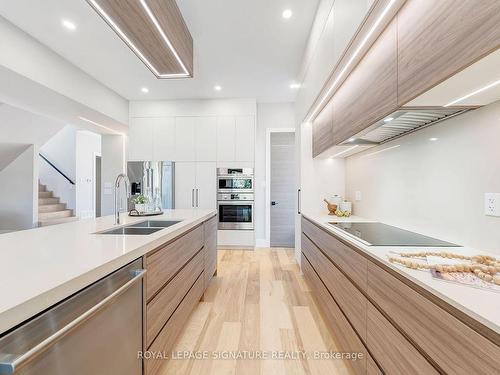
141,87 -> 149,93
429,137 -> 438,141
61,19 -> 77,31
348,138 -> 356,142
214,85 -> 222,91
383,117 -> 394,123
290,82 -> 301,89
282,9 -> 293,19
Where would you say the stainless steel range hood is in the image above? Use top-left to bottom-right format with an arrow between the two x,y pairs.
342,107 -> 473,145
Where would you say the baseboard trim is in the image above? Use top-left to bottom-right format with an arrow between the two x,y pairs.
255,239 -> 270,248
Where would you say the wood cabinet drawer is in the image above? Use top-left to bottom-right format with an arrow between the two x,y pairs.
302,217 -> 367,291
146,273 -> 204,375
145,225 -> 204,301
204,215 -> 217,287
301,234 -> 367,340
146,248 -> 204,347
302,253 -> 374,375
366,356 -> 382,375
367,304 -> 437,374
367,262 -> 500,374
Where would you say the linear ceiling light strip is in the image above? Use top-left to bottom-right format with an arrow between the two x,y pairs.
78,116 -> 123,135
444,79 -> 500,107
306,0 -> 396,123
140,0 -> 189,77
89,0 -> 188,78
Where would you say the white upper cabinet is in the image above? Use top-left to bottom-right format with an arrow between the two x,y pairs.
129,115 -> 254,163
174,162 -> 196,209
174,117 -> 196,161
152,117 -> 175,161
235,116 -> 255,162
195,117 -> 217,161
195,162 -> 217,209
128,118 -> 154,161
216,117 -> 236,161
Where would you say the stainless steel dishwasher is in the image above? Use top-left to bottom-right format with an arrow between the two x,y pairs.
0,258 -> 145,375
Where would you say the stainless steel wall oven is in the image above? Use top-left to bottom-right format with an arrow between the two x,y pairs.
217,169 -> 254,230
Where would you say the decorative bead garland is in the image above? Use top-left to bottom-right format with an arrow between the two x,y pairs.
388,251 -> 500,286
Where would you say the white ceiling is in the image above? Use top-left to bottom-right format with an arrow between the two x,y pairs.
0,0 -> 319,103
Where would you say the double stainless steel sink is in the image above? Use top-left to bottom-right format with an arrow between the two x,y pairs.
97,220 -> 182,235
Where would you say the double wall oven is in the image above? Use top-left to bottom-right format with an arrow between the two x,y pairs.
217,168 -> 254,230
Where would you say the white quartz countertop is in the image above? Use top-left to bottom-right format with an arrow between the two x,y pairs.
302,211 -> 500,336
0,209 -> 216,335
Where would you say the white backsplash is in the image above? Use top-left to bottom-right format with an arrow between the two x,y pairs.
345,100 -> 500,254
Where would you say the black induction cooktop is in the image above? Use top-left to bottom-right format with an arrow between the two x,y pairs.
329,222 -> 460,247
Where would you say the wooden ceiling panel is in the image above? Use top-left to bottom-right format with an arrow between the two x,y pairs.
87,0 -> 193,78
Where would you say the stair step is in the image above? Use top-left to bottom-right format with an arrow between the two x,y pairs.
38,216 -> 79,227
39,191 -> 53,198
39,197 -> 60,205
38,203 -> 67,213
39,184 -> 47,192
38,209 -> 73,220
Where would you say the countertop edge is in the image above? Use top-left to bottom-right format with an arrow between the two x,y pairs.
300,212 -> 500,341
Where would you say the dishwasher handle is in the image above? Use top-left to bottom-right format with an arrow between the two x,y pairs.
0,269 -> 146,375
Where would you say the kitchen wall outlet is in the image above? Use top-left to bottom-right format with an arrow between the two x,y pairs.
355,191 -> 362,201
484,193 -> 500,217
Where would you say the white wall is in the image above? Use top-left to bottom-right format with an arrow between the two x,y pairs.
101,135 -> 126,216
345,101 -> 500,254
0,145 -> 37,231
0,104 -> 65,146
255,103 -> 296,245
76,131 -> 101,218
0,16 -> 128,124
39,125 -> 77,210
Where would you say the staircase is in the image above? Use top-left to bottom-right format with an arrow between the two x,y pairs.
38,183 -> 78,227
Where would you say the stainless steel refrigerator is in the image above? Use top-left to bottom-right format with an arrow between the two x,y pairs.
127,161 -> 175,211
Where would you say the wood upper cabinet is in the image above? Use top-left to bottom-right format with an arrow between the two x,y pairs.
332,20 -> 398,145
312,99 -> 334,157
397,0 -> 500,105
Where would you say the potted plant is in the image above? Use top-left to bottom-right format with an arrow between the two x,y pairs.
133,195 -> 148,214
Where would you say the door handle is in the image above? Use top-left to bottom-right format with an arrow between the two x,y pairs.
191,189 -> 194,207
196,188 -> 199,207
271,201 -> 277,206
297,189 -> 301,214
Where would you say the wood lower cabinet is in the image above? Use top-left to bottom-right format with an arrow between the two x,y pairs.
302,217 -> 368,291
301,216 -> 500,374
143,215 -> 217,375
301,254 -> 371,375
204,215 -> 218,288
145,224 -> 204,301
397,0 -> 500,105
368,262 -> 500,375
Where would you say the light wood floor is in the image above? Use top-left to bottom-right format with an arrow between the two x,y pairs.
159,248 -> 353,375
